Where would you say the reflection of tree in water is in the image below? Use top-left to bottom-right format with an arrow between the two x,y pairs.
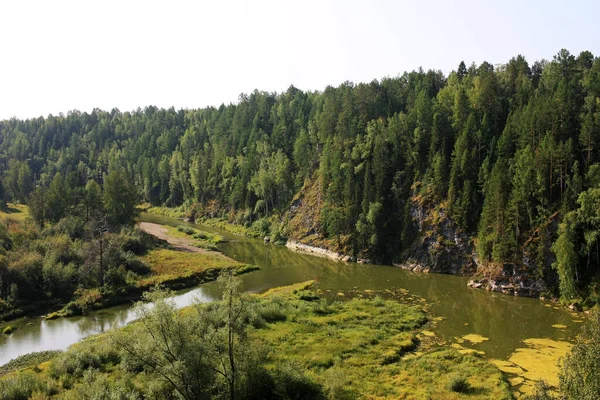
76,308 -> 134,336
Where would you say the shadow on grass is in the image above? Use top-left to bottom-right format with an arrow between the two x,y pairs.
4,206 -> 22,214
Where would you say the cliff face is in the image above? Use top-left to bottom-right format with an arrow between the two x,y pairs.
400,199 -> 559,297
284,178 -> 558,298
467,214 -> 559,298
397,203 -> 476,275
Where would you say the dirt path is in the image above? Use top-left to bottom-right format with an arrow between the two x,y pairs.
139,222 -> 209,253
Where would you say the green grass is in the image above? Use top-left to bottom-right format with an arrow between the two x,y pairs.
250,288 -> 512,399
143,205 -> 187,219
167,225 -> 225,250
0,351 -> 62,377
0,285 -> 513,399
260,280 -> 316,297
202,218 -> 261,238
139,248 -> 247,287
0,203 -> 30,222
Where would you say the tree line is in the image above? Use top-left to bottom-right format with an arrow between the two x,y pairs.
0,49 -> 599,302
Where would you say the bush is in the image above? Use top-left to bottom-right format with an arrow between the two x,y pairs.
448,376 -> 471,393
252,218 -> 271,237
177,226 -> 196,236
298,290 -> 320,302
48,344 -> 120,380
50,216 -> 84,240
118,227 -> 154,255
42,261 -> 77,300
8,251 -> 44,301
257,301 -> 287,323
0,371 -> 48,400
271,362 -> 323,400
121,252 -> 151,275
559,310 -> 600,399
381,350 -> 400,365
63,288 -> 103,315
524,380 -> 555,400
59,368 -> 141,400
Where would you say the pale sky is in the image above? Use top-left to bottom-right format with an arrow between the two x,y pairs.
0,0 -> 598,120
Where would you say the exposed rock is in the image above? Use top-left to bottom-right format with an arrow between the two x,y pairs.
467,280 -> 483,289
469,274 -> 545,298
401,203 -> 475,275
286,241 -> 346,261
395,262 -> 431,273
263,236 -> 271,243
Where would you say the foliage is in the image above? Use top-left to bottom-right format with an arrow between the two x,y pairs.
559,310 -> 600,399
0,49 -> 599,301
138,248 -> 246,287
448,376 -> 471,393
0,283 -> 513,399
0,350 -> 62,377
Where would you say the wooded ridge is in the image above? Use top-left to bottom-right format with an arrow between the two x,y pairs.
1,48 -> 599,304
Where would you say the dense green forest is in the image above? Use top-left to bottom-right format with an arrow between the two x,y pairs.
1,49 -> 599,303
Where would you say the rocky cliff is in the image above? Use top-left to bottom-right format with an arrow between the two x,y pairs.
284,178 -> 559,298
396,202 -> 476,275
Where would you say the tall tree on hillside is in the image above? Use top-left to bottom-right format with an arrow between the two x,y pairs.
103,170 -> 138,227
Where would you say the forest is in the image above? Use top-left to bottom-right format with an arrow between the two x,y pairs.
0,48 -> 599,305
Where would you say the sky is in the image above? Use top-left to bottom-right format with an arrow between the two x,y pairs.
0,0 -> 598,120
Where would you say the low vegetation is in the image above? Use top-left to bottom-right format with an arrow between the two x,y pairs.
0,276 -> 514,399
170,225 -> 225,250
0,203 -> 258,322
138,248 -> 250,287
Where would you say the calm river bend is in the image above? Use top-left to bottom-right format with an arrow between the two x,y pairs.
0,213 -> 581,368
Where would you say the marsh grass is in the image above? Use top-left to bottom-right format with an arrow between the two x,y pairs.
202,218 -> 261,238
253,290 -> 512,399
144,205 -> 186,219
138,248 -> 247,286
168,225 -> 225,250
0,284 -> 513,400
0,203 -> 30,222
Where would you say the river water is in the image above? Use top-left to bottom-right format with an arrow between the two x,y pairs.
0,214 -> 582,377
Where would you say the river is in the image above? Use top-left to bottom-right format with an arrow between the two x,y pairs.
0,213 -> 583,392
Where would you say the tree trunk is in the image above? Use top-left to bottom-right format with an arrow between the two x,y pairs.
99,238 -> 104,287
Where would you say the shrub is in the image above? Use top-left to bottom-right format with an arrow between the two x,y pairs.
252,218 -> 271,237
121,252 -> 151,275
559,309 -> 600,399
448,376 -> 471,393
0,350 -> 62,376
0,371 -> 47,400
177,226 -> 196,236
524,380 -> 555,400
63,288 -> 103,315
42,261 -> 77,300
271,362 -> 323,400
381,350 -> 400,365
118,227 -> 154,255
257,302 -> 287,323
373,295 -> 385,307
50,216 -> 85,240
298,290 -> 320,302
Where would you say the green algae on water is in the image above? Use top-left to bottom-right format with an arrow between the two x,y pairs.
461,333 -> 490,344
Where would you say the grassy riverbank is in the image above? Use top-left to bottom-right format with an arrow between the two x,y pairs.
144,205 -> 264,238
0,206 -> 258,327
0,282 -> 513,399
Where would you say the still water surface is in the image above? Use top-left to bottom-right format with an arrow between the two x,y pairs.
0,213 -> 581,366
